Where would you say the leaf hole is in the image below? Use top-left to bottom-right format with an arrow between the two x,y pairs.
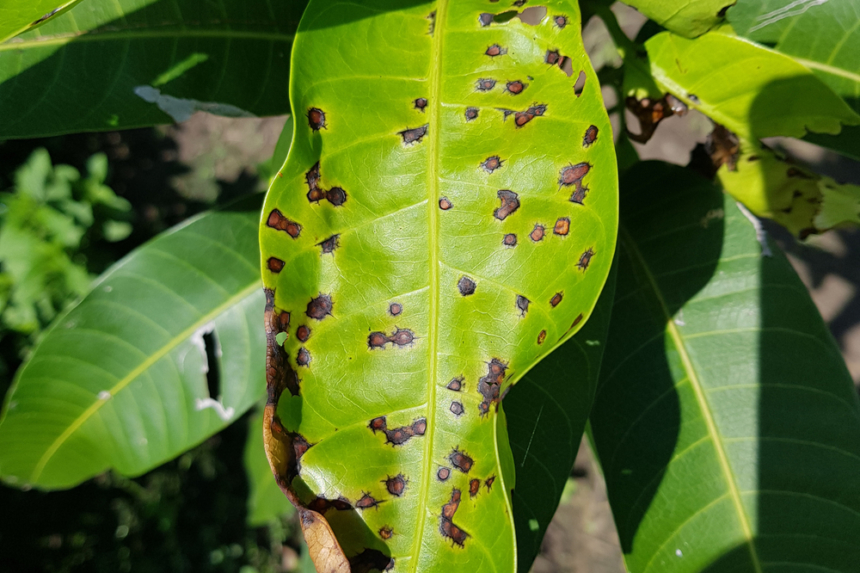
202,330 -> 221,400
574,70 -> 586,95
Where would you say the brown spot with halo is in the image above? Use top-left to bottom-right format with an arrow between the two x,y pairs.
583,125 -> 599,147
379,526 -> 394,540
494,190 -> 520,220
469,478 -> 481,498
559,162 -> 591,188
577,247 -> 595,271
449,447 -> 474,473
355,493 -> 383,510
447,376 -> 463,392
538,330 -> 546,344
505,80 -> 526,95
481,155 -> 503,173
368,331 -> 388,349
390,328 -> 415,347
439,197 -> 453,210
412,418 -> 426,435
514,104 -> 546,128
383,474 -> 408,497
516,295 -> 530,316
437,467 -> 451,481
530,224 -> 545,242
503,233 -> 517,247
267,257 -> 285,273
554,15 -> 567,28
296,325 -> 310,342
554,217 -> 570,236
325,187 -> 347,206
266,209 -> 302,239
317,234 -> 339,254
550,292 -> 563,307
439,489 -> 469,547
450,401 -> 464,416
477,78 -> 496,92
389,302 -> 402,316
307,107 -> 326,131
369,416 -> 387,433
458,276 -> 476,296
485,44 -> 506,57
485,475 -> 496,491
414,97 -> 428,112
306,294 -> 333,320
465,107 -> 479,121
399,124 -> 428,145
296,347 -> 311,367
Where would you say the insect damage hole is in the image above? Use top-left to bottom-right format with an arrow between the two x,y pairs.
201,329 -> 221,405
574,70 -> 586,96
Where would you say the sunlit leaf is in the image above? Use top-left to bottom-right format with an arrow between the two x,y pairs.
616,0 -> 734,38
0,0 -> 83,44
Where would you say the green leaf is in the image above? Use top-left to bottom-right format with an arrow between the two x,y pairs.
590,161 -> 860,572
0,0 -> 83,44
260,1 -> 618,571
0,0 -> 308,139
245,407 -> 295,527
616,0 -> 733,38
0,194 -> 267,490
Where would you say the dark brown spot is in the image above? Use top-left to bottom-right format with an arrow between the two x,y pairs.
355,493 -> 383,510
278,311 -> 290,331
458,276 -> 476,296
554,15 -> 567,28
296,325 -> 311,342
412,418 -> 427,435
447,376 -> 463,392
450,401 -> 464,416
437,467 -> 451,481
574,70 -> 586,96
481,155 -> 503,173
479,13 -> 494,26
369,416 -> 387,433
545,49 -> 561,65
306,162 -> 321,190
325,187 -> 347,206
583,125 -> 599,147
465,107 -> 479,121
306,294 -> 333,320
469,478 -> 481,498
554,217 -> 570,236
503,233 -> 517,247
307,107 -> 326,131
308,494 -> 351,513
441,488 -> 460,519
439,197 -> 453,210
559,162 -> 591,188
439,489 -> 469,547
550,292 -> 563,307
530,224 -> 545,242
389,302 -> 403,316
297,347 -> 311,367
538,330 -> 546,344
414,97 -> 428,111
505,80 -> 526,95
570,185 -> 589,204
368,331 -> 389,349
577,247 -> 595,271
485,475 -> 496,491
317,234 -> 339,254
449,447 -> 474,473
572,313 -> 584,328
306,188 -> 326,203
399,124 -> 429,145
267,257 -> 285,273
516,295 -> 530,315
514,104 -> 546,128
390,328 -> 415,347
477,78 -> 496,92
494,190 -> 520,220
379,526 -> 394,540
427,10 -> 436,35
266,209 -> 302,238
499,108 -> 515,120
384,474 -> 408,497
376,417 -> 426,446
478,358 -> 507,416
485,44 -> 505,57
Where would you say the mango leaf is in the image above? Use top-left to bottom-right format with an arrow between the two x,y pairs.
245,407 -> 295,526
616,0 -> 734,38
590,161 -> 860,572
0,0 -> 83,44
259,1 -> 618,572
0,194 -> 266,490
0,0 -> 307,139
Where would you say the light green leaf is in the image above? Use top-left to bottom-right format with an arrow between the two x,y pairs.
259,1 -> 618,572
0,0 -> 308,139
617,0 -> 734,38
0,0 -> 83,44
0,194 -> 267,490
591,161 -> 860,572
245,408 -> 294,527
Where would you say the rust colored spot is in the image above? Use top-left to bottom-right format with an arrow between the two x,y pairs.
356,493 -> 383,510
412,418 -> 427,435
389,302 -> 403,316
439,197 -> 453,210
570,185 -> 589,204
267,257 -> 285,273
469,478 -> 481,498
266,209 -> 302,238
297,347 -> 311,367
439,489 -> 469,547
307,107 -> 326,131
449,447 -> 474,473
530,224 -> 545,242
485,44 -> 506,57
538,329 -> 546,344
545,49 -> 561,65
458,276 -> 477,296
465,107 -> 479,121
441,488 -> 460,519
506,80 -> 526,95
477,78 -> 497,92
479,13 -> 493,26
554,217 -> 570,236
390,328 -> 415,347
399,124 -> 429,145
379,526 -> 394,540
583,125 -> 599,147
437,467 -> 451,481
306,162 -> 321,190
447,376 -> 463,392
577,247 -> 595,271
503,233 -> 517,247
384,474 -> 408,497
550,292 -> 563,307
306,188 -> 326,203
414,97 -> 428,111
306,294 -> 333,320
296,325 -> 310,342
516,295 -> 530,316
278,311 -> 290,331
485,475 -> 496,491
450,401 -> 464,416
325,187 -> 347,206
368,331 -> 388,349
481,155 -> 503,173
494,190 -> 520,220
559,162 -> 591,188
514,104 -> 546,128
554,15 -> 567,28
369,416 -> 387,433
317,234 -> 340,254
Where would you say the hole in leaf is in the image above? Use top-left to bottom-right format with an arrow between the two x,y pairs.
202,330 -> 221,400
574,70 -> 586,96
560,58 -> 574,77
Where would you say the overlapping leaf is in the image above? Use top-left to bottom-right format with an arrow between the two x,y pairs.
0,0 -> 83,44
259,1 -> 618,571
0,195 -> 266,489
617,0 -> 733,38
0,0 -> 307,138
591,161 -> 860,572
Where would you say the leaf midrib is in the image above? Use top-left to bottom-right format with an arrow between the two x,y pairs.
620,227 -> 763,573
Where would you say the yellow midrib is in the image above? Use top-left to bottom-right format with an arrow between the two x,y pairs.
412,2 -> 447,571
620,228 -> 763,573
28,280 -> 261,483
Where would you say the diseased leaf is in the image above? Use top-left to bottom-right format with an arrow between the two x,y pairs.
259,2 -> 618,572
0,195 -> 266,489
245,408 -> 295,526
0,0 -> 307,138
0,0 -> 83,44
591,161 -> 860,572
616,0 -> 734,38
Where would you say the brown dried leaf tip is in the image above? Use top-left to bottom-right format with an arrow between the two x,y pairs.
550,292 -> 563,308
450,401 -> 465,417
307,107 -> 326,131
478,358 -> 507,416
383,474 -> 408,497
266,209 -> 302,239
505,80 -> 526,95
317,234 -> 340,255
458,276 -> 477,296
267,257 -> 285,273
469,478 -> 481,498
465,107 -> 479,121
439,489 -> 469,547
481,155 -> 503,173
577,247 -> 595,271
554,217 -> 570,236
583,125 -> 599,148
447,376 -> 463,392
399,124 -> 428,145
516,295 -> 530,316
437,467 -> 451,481
503,233 -> 517,247
530,224 -> 545,242
494,190 -> 520,220
439,197 -> 453,210
306,294 -> 333,321
477,78 -> 497,92
414,97 -> 428,112
485,44 -> 506,57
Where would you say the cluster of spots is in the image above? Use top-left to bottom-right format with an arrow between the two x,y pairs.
476,78 -> 497,92
266,209 -> 301,239
306,294 -> 333,320
384,474 -> 408,497
559,162 -> 591,204
308,495 -> 352,513
481,155 -> 503,173
367,327 -> 416,349
307,107 -> 326,131
264,290 -> 300,397
349,549 -> 394,572
577,248 -> 595,271
439,197 -> 453,210
267,257 -> 285,273
458,276 -> 477,296
427,10 -> 436,35
503,233 -> 517,247
305,162 -> 347,207
505,80 -> 526,95
447,376 -> 463,391
368,416 -> 427,446
465,107 -> 479,121
550,292 -> 563,308
554,217 -> 570,236
500,103 -> 546,128
494,190 -> 520,220
516,295 -> 530,316
316,234 -> 339,255
478,359 -> 507,416
439,489 -> 469,547
485,43 -> 506,57
399,124 -> 429,145
414,97 -> 428,112
530,224 -> 545,242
